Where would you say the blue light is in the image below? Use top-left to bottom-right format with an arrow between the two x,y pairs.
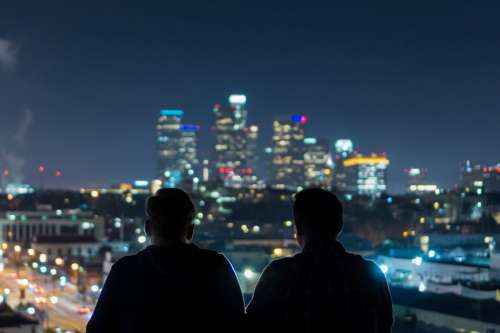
179,125 -> 200,131
291,115 -> 302,122
160,110 -> 184,116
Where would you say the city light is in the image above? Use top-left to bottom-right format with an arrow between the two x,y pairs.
55,257 -> 64,266
49,296 -> 59,304
228,94 -> 246,104
71,263 -> 80,271
14,245 -> 21,253
412,256 -> 423,266
428,250 -> 436,258
91,285 -> 100,293
138,235 -> 147,244
273,248 -> 284,257
27,248 -> 35,256
39,254 -> 47,263
27,307 -> 36,315
243,268 -> 256,280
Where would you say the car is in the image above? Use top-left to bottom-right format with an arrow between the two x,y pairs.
77,306 -> 91,315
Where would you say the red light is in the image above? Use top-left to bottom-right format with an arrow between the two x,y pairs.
300,116 -> 307,124
38,165 -> 45,173
219,167 -> 225,173
55,170 -> 62,177
2,169 -> 8,177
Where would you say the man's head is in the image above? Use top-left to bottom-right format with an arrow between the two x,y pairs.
145,188 -> 196,244
293,188 -> 343,246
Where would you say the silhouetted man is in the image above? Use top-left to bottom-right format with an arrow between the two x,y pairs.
87,188 -> 244,333
247,188 -> 393,332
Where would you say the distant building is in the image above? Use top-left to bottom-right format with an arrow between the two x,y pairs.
157,109 -> 199,187
332,139 -> 354,191
303,137 -> 333,187
343,154 -> 389,196
270,115 -> 307,190
461,160 -> 500,194
0,211 -> 105,247
405,168 -> 439,194
213,95 -> 258,188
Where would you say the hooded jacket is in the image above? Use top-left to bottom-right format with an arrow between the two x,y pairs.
86,243 -> 245,333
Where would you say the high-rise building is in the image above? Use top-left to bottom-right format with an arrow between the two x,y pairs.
343,154 -> 389,196
213,95 -> 258,188
303,137 -> 333,187
332,139 -> 354,191
157,109 -> 199,187
460,160 -> 500,194
271,115 -> 307,190
404,167 -> 438,194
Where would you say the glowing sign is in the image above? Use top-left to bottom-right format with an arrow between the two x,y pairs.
291,115 -> 307,124
160,110 -> 184,116
133,180 -> 149,187
335,139 -> 353,154
179,125 -> 200,131
343,156 -> 390,167
228,95 -> 246,104
304,137 -> 317,145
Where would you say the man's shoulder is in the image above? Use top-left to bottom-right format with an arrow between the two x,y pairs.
197,248 -> 228,264
111,251 -> 144,271
341,252 -> 386,284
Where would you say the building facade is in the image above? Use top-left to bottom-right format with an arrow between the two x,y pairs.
343,154 -> 389,196
303,137 -> 333,187
270,115 -> 307,190
213,95 -> 258,188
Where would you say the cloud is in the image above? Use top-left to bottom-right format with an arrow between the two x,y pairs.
0,38 -> 17,69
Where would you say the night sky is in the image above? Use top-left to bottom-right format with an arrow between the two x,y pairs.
1,1 -> 499,192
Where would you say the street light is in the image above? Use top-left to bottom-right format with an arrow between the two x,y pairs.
39,254 -> 47,263
71,263 -> 79,271
14,245 -> 21,253
27,248 -> 35,256
54,257 -> 64,266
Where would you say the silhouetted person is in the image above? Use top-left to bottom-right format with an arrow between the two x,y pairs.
247,188 -> 393,333
87,188 -> 244,333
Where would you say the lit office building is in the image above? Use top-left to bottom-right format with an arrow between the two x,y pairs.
405,167 -> 438,194
343,154 -> 389,196
157,109 -> 199,187
333,139 -> 354,191
461,160 -> 500,194
303,137 -> 333,187
213,95 -> 258,188
271,115 -> 307,190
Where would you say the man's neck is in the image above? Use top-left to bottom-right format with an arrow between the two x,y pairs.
151,237 -> 189,247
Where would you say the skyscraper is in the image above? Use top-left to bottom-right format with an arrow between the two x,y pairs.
405,167 -> 438,194
332,139 -> 354,191
213,95 -> 258,188
460,160 -> 500,194
303,137 -> 333,187
343,154 -> 389,196
271,115 -> 307,190
157,109 -> 199,187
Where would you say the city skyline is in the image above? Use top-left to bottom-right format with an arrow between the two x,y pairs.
1,1 -> 500,191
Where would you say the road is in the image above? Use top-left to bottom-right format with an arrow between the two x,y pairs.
0,266 -> 91,332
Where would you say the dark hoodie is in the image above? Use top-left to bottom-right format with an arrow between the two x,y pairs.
86,243 -> 245,333
246,241 -> 393,333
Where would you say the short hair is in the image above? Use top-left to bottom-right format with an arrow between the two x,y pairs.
293,188 -> 343,241
146,188 -> 195,240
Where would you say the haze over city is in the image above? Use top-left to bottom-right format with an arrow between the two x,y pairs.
1,1 -> 499,191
